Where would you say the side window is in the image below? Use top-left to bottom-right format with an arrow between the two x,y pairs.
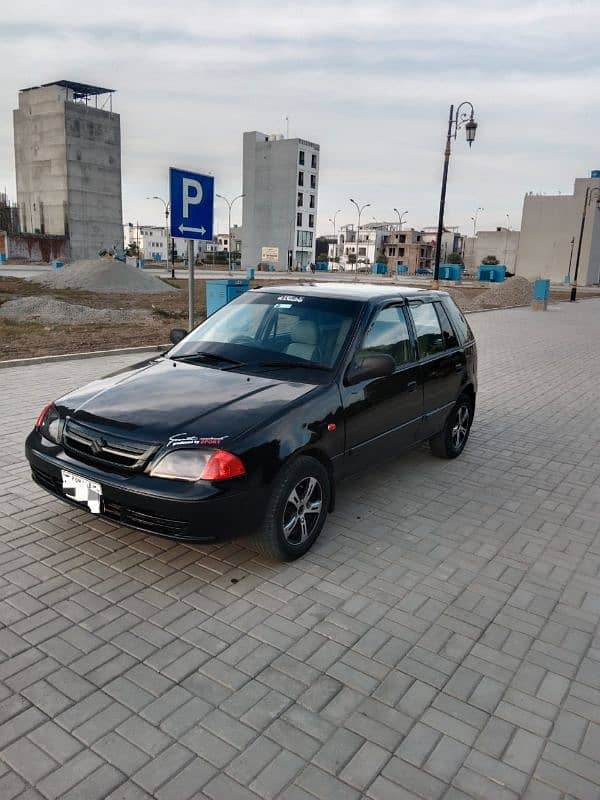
358,306 -> 413,367
435,302 -> 459,348
409,302 -> 445,357
442,298 -> 473,345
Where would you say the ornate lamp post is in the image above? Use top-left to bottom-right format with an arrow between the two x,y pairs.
350,198 -> 370,278
216,193 -> 245,272
433,102 -> 478,288
571,187 -> 600,301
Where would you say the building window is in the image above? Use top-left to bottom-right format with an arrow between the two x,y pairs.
310,174 -> 316,189
399,235 -> 406,243
309,195 -> 315,209
297,212 -> 302,227
298,171 -> 304,186
358,247 -> 366,256
297,230 -> 313,247
308,214 -> 314,228
416,235 -> 421,242
297,192 -> 303,207
399,248 -> 405,257
311,153 -> 317,169
389,247 -> 396,256
299,150 -> 305,165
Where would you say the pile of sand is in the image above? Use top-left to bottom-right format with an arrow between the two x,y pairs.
470,276 -> 533,310
0,296 -> 150,325
28,258 -> 178,294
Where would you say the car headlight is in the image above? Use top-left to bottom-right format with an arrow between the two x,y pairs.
35,403 -> 64,444
149,449 -> 246,482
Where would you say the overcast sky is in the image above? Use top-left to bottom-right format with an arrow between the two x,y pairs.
1,0 -> 598,237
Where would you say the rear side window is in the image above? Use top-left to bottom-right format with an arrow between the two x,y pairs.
435,302 -> 459,349
359,306 -> 413,367
442,297 -> 474,345
409,302 -> 444,357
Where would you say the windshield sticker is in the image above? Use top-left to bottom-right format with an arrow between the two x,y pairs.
167,433 -> 227,447
274,303 -> 292,309
277,295 -> 304,303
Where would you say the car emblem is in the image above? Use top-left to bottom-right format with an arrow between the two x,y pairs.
90,437 -> 106,455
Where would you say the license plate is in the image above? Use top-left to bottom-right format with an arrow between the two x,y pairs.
61,470 -> 102,514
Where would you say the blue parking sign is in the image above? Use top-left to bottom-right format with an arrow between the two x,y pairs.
169,168 -> 214,240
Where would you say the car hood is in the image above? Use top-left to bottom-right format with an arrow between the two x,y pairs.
56,357 -> 316,443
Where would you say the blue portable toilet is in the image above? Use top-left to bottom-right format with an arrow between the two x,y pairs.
396,264 -> 408,275
0,253 -> 7,264
371,263 -> 388,275
52,260 -> 64,270
439,264 -> 461,281
247,268 -> 255,280
206,279 -> 250,316
315,262 -> 328,271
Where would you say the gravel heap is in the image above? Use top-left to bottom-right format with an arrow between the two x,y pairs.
470,276 -> 533,310
444,288 -> 468,310
0,296 -> 150,325
28,258 -> 178,294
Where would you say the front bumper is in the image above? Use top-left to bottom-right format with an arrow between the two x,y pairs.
26,431 -> 266,542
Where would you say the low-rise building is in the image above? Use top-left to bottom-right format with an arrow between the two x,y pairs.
421,227 -> 464,263
463,227 -> 520,272
383,228 -> 433,273
515,172 -> 600,285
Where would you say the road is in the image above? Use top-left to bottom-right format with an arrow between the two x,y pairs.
1,301 -> 600,799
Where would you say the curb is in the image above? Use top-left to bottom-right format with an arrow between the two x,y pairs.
0,344 -> 168,370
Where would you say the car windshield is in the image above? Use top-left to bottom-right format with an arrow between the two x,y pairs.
169,292 -> 362,370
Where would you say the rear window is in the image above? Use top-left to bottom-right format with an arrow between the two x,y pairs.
442,297 -> 474,345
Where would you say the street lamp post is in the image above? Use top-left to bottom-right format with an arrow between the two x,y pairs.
216,193 -> 245,272
571,186 -> 600,301
350,198 -> 370,279
504,213 -> 511,267
471,207 -> 484,238
393,208 -> 408,228
433,102 -> 478,288
147,196 -> 174,278
329,209 -> 341,237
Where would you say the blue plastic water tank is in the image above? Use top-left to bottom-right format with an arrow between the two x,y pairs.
533,278 -> 550,301
206,279 -> 250,316
591,170 -> 600,178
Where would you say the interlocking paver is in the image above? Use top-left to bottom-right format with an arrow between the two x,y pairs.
2,302 -> 600,798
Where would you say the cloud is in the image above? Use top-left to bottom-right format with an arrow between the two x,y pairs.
1,0 -> 598,236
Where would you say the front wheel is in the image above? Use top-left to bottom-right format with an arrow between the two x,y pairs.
430,395 -> 473,459
251,456 -> 330,561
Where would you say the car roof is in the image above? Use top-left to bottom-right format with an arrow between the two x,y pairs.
252,282 -> 449,303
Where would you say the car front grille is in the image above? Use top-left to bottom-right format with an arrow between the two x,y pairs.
63,419 -> 158,473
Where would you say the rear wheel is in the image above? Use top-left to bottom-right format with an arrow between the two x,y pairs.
251,456 -> 330,561
430,395 -> 473,459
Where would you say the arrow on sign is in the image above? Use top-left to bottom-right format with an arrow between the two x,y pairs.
178,224 -> 206,235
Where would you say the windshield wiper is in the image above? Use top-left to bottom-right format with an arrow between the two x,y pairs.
170,351 -> 243,367
243,360 -> 331,372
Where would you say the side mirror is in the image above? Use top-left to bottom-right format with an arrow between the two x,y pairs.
345,353 -> 395,386
169,328 -> 187,345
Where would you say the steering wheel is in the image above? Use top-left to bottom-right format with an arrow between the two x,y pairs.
230,336 -> 256,346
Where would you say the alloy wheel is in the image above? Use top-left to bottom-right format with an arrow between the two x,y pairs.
282,476 -> 323,545
451,404 -> 470,450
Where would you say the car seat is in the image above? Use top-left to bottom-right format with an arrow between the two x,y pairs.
285,320 -> 320,362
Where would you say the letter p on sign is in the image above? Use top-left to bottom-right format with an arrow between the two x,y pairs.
183,179 -> 203,218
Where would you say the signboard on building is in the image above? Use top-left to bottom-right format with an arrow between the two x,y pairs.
261,246 -> 279,262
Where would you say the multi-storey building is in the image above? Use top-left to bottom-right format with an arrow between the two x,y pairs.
13,80 -> 123,260
383,228 -> 434,273
242,132 -> 319,269
516,172 -> 600,284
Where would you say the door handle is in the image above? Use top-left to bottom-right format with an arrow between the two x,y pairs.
407,381 -> 417,392
454,363 -> 464,373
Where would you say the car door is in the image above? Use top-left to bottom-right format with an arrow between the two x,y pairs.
408,300 -> 466,439
340,304 -> 423,473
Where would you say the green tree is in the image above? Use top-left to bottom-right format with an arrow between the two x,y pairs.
375,251 -> 388,266
446,252 -> 464,265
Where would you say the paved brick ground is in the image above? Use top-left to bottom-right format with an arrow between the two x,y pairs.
1,300 -> 600,799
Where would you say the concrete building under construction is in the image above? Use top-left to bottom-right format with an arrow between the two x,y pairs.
13,80 -> 123,260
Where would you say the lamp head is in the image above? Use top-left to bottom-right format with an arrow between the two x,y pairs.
465,116 -> 478,148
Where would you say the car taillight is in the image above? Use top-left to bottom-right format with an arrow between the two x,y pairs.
35,403 -> 53,429
200,450 -> 246,481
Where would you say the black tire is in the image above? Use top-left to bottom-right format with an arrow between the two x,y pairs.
430,394 -> 474,459
251,456 -> 330,561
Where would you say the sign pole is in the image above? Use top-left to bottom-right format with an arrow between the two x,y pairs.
188,240 -> 195,331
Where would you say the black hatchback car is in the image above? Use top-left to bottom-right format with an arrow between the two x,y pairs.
26,283 -> 477,560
